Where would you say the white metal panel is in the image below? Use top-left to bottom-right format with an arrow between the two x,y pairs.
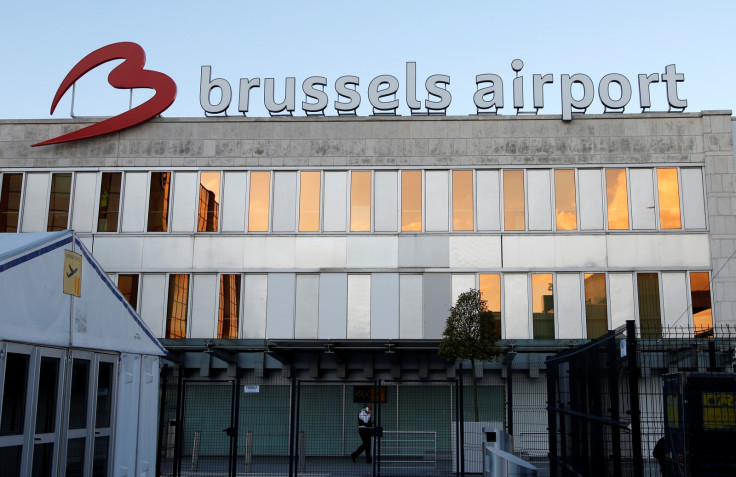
399,275 -> 423,339
374,171 -> 398,232
451,274 -> 476,305
136,355 -> 160,477
295,237 -> 346,268
426,170 -> 449,231
319,274 -> 347,339
221,172 -> 248,232
504,274 -> 530,339
578,169 -> 604,230
171,172 -> 197,232
502,235 -> 555,268
449,236 -> 502,269
190,274 -> 218,338
90,236 -> 144,270
323,171 -> 347,231
272,171 -> 297,232
121,172 -> 147,233
556,274 -> 584,339
243,237 -> 296,269
71,172 -> 97,232
609,273 -> 635,329
243,275 -> 268,339
114,354 -> 140,477
266,274 -> 296,338
193,236 -> 246,269
397,236 -> 450,267
20,173 -> 49,232
553,235 -> 607,268
527,169 -> 552,231
681,168 -> 707,229
141,236 -> 194,269
347,275 -> 371,339
294,275 -> 319,339
347,236 -> 398,268
629,168 -> 656,230
371,274 -> 399,339
476,170 -> 501,231
662,272 -> 689,329
139,274 -> 166,337
607,234 -> 711,268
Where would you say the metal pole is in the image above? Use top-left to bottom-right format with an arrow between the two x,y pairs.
459,363 -> 465,477
626,320 -> 644,477
174,365 -> 184,477
506,359 -> 514,436
545,357 -> 558,477
608,331 -> 623,477
155,364 -> 169,477
288,378 -> 299,477
231,371 -> 241,477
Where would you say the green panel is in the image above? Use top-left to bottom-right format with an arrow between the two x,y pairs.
298,384 -> 346,456
462,385 -> 505,423
182,382 -> 233,456
238,385 -> 291,456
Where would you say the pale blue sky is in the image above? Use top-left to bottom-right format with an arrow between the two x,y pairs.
1,1 -> 734,119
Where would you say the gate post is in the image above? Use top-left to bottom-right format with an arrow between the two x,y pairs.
607,330 -> 623,477
174,364 -> 185,477
458,363 -> 465,477
156,364 -> 169,477
546,357 -> 557,477
289,378 -> 299,477
626,320 -> 644,477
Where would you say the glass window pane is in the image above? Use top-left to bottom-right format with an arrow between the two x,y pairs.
0,173 -> 23,233
299,171 -> 321,232
95,362 -> 113,429
198,172 -> 220,232
1,353 -> 29,436
555,169 -> 577,230
97,172 -> 121,232
657,168 -> 682,229
532,274 -> 554,339
401,171 -> 422,231
0,446 -> 22,476
68,359 -> 90,430
637,273 -> 662,338
584,273 -> 608,339
606,169 -> 629,230
452,170 -> 474,231
147,172 -> 171,232
479,273 -> 501,337
218,274 -> 241,339
503,170 -> 525,231
690,272 -> 712,337
32,442 -> 54,477
166,274 -> 190,339
92,436 -> 110,477
47,173 -> 72,231
117,274 -> 139,311
65,437 -> 85,477
350,171 -> 371,231
248,171 -> 270,232
35,357 -> 60,434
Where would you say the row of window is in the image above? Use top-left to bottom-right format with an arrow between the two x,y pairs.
0,167 -> 704,234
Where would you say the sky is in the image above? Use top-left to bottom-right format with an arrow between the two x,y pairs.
1,1 -> 735,120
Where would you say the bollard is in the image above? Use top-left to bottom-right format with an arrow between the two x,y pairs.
298,430 -> 306,473
191,430 -> 201,472
243,430 -> 254,473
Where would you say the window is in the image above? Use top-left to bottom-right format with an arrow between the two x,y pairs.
166,274 -> 190,338
47,173 -> 72,231
657,168 -> 682,229
0,173 -> 22,232
350,171 -> 371,231
453,170 -> 474,231
97,172 -> 122,232
503,170 -> 524,231
554,169 -> 577,230
117,274 -> 139,311
1,353 -> 29,437
637,273 -> 662,338
218,274 -> 241,339
479,273 -> 502,337
299,171 -> 321,232
690,272 -> 712,337
401,170 -> 422,231
606,169 -> 629,229
532,274 -> 554,339
584,273 -> 608,339
147,172 -> 171,232
248,172 -> 270,232
198,172 -> 221,232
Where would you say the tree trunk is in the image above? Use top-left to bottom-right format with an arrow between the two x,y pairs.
471,358 -> 479,422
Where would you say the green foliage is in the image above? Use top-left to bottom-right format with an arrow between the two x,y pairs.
438,289 -> 502,364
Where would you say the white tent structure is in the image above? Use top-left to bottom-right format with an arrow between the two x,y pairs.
0,230 -> 166,477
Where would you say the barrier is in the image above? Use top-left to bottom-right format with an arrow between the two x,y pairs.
380,430 -> 437,470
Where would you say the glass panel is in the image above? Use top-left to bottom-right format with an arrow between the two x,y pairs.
35,357 -> 60,434
401,171 -> 422,231
166,274 -> 190,338
117,274 -> 139,311
690,272 -> 713,337
248,171 -> 270,232
555,169 -> 577,230
479,274 -> 502,337
350,171 -> 371,231
92,436 -> 109,477
0,173 -> 22,233
147,171 -> 171,232
31,442 -> 54,477
606,169 -> 629,230
47,173 -> 72,231
532,274 -> 554,339
452,170 -> 474,231
65,437 -> 85,477
68,359 -> 90,430
218,274 -> 241,339
198,171 -> 220,232
637,273 -> 662,338
503,170 -> 525,231
584,273 -> 608,339
0,353 -> 29,436
95,362 -> 113,429
0,446 -> 22,477
657,168 -> 682,229
97,172 -> 122,232
299,171 -> 321,232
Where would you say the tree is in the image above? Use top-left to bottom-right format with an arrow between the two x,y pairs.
438,288 -> 502,422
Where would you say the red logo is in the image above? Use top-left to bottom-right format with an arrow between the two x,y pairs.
33,42 -> 177,147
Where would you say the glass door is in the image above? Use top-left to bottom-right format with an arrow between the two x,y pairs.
0,346 -> 30,477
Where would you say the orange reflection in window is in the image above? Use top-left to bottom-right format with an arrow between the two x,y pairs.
402,171 -> 422,231
657,168 -> 681,229
479,274 -> 502,337
218,274 -> 241,339
606,169 -> 629,230
453,170 -> 474,231
350,171 -> 371,231
503,170 -> 525,231
299,171 -> 321,232
584,273 -> 608,339
690,272 -> 712,337
555,169 -> 577,230
248,172 -> 271,232
532,274 -> 554,339
198,172 -> 220,232
166,274 -> 189,339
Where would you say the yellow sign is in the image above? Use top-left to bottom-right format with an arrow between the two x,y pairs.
63,250 -> 82,297
702,392 -> 736,430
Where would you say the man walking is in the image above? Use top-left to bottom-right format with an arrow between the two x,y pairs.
351,403 -> 373,463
